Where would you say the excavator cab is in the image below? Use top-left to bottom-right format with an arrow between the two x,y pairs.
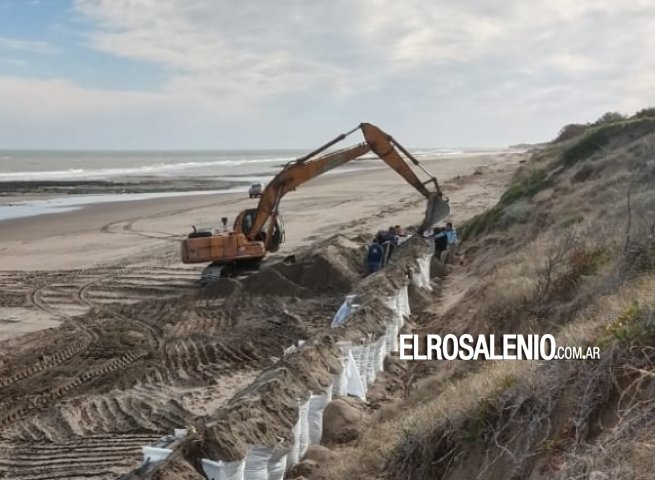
234,208 -> 285,252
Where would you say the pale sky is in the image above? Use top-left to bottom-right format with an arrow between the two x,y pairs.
1,0 -> 654,149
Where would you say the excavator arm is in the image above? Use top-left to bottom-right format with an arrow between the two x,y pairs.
244,122 -> 449,250
360,123 -> 441,197
244,142 -> 371,246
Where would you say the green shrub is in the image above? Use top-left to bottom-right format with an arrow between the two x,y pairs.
459,206 -> 503,241
592,111 -> 625,125
632,107 -> 655,119
560,125 -> 613,167
559,118 -> 655,168
460,167 -> 549,241
554,124 -> 589,143
597,302 -> 655,345
498,167 -> 549,207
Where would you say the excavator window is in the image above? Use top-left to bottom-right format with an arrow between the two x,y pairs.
240,209 -> 257,235
239,208 -> 284,247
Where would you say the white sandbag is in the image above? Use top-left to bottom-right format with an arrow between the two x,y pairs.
332,369 -> 346,397
323,383 -> 334,403
361,343 -> 371,391
332,342 -> 352,397
383,293 -> 400,317
331,294 -> 359,328
142,446 -> 171,463
350,345 -> 364,379
244,446 -> 272,480
287,411 -> 302,468
267,449 -> 288,480
399,285 -> 410,319
344,349 -> 366,400
366,340 -> 378,384
350,344 -> 369,392
411,255 -> 432,290
324,383 -> 333,403
173,428 -> 187,438
373,335 -> 387,373
308,392 -> 330,445
201,458 -> 246,480
386,316 -> 400,352
299,399 -> 311,458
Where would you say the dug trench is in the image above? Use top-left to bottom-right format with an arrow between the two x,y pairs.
0,235 -> 381,480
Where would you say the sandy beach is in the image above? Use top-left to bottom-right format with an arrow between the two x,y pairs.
0,149 -> 523,479
0,152 -> 520,272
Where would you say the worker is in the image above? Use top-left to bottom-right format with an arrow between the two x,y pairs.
445,222 -> 458,246
433,227 -> 448,259
375,228 -> 392,245
394,225 -> 409,245
367,242 -> 385,273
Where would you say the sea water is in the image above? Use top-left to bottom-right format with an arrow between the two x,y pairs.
0,148 -> 466,221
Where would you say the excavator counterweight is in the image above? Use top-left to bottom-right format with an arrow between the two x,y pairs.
181,123 -> 450,271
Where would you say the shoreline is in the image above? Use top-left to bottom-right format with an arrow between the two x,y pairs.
0,151 -> 524,271
0,149 -> 522,224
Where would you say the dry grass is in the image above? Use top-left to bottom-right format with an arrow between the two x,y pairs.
327,115 -> 655,480
327,273 -> 655,478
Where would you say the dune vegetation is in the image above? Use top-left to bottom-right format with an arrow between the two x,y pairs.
330,109 -> 655,480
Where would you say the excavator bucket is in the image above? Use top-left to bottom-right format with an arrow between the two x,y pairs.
420,194 -> 450,232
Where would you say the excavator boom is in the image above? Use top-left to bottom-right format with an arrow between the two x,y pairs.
245,142 -> 372,247
246,122 -> 449,249
359,123 -> 450,232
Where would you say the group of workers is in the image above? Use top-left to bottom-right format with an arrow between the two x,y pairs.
375,225 -> 409,247
423,222 -> 458,258
367,222 -> 458,273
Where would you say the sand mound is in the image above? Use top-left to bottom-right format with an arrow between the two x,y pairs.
335,298 -> 395,342
289,460 -> 322,479
321,397 -> 366,445
289,445 -> 338,479
303,444 -> 338,464
240,266 -> 310,297
150,455 -> 203,480
273,235 -> 366,294
230,234 -> 366,300
389,235 -> 433,266
197,339 -> 341,461
356,269 -> 405,297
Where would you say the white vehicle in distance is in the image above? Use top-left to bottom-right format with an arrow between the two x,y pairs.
248,182 -> 263,198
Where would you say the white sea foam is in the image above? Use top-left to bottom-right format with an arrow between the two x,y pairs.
0,157 -> 293,181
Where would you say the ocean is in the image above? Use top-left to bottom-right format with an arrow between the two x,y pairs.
0,148 -> 466,221
0,150 -> 307,182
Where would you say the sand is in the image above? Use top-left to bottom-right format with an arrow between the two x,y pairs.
0,152 -> 520,272
0,150 -> 524,479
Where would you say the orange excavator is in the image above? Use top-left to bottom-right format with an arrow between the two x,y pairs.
180,122 -> 450,276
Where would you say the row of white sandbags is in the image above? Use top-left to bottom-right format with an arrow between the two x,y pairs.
143,253 -> 432,480
197,286 -> 413,480
199,384 -> 333,480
